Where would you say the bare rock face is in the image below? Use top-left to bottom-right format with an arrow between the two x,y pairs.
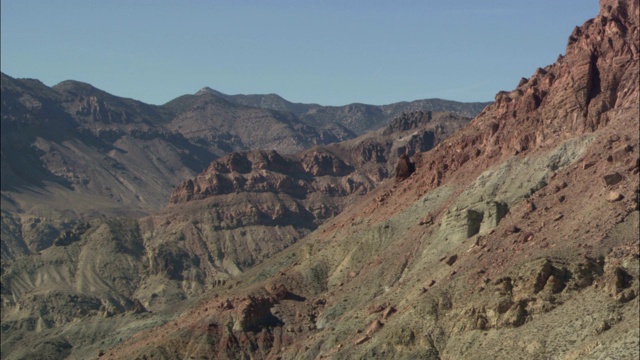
168,112 -> 470,216
169,111 -> 470,205
300,151 -> 353,177
169,150 -> 308,203
383,111 -> 434,135
232,295 -> 280,332
395,154 -> 416,181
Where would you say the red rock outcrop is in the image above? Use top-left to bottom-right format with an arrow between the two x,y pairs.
395,154 -> 416,181
169,111 -> 471,205
414,0 -> 638,190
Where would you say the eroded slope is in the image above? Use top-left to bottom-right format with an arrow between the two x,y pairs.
94,1 -> 639,358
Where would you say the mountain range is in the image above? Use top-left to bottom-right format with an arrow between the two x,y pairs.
0,0 -> 638,359
0,73 -> 486,260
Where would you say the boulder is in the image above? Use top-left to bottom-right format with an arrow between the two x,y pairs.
603,172 -> 623,186
607,191 -> 623,202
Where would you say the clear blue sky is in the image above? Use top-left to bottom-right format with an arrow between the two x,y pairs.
1,1 -> 598,106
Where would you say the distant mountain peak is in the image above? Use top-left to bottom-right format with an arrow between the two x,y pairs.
195,86 -> 222,96
53,79 -> 98,90
51,79 -> 113,99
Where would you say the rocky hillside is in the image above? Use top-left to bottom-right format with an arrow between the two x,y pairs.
1,75 -> 218,259
151,111 -> 469,278
0,109 -> 471,360
163,89 -> 353,156
1,0 -> 638,359
89,0 -> 636,358
0,73 -> 484,262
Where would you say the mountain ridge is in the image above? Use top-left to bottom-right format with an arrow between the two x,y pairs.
1,71 -> 486,261
1,0 -> 638,358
